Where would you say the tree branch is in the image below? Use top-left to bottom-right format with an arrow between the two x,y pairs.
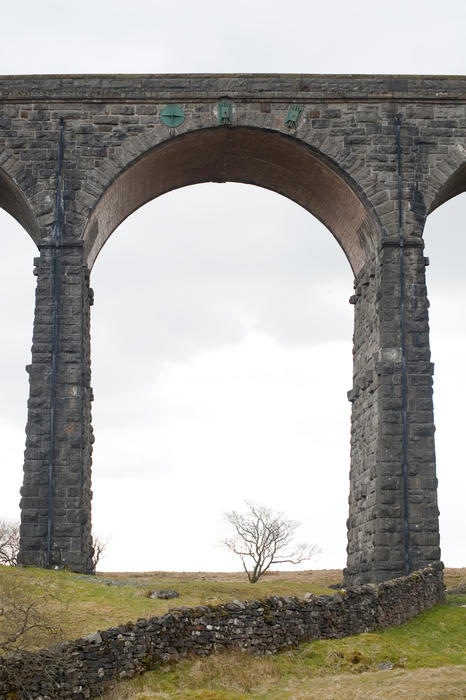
223,502 -> 319,583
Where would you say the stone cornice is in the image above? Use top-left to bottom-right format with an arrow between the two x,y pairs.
0,74 -> 465,103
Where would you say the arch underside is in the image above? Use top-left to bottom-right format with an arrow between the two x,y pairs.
84,127 -> 381,275
0,168 -> 39,241
429,161 -> 466,213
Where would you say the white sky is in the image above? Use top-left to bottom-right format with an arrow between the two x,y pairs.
0,0 -> 465,572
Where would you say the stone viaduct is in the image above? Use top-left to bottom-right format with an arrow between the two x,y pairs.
0,74 -> 465,586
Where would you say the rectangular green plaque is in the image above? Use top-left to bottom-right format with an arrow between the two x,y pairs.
218,100 -> 233,125
285,104 -> 303,128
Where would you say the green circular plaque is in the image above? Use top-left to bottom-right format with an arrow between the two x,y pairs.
160,104 -> 185,127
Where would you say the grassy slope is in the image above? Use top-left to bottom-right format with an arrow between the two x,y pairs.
104,592 -> 466,699
0,565 -> 338,645
1,566 -> 464,698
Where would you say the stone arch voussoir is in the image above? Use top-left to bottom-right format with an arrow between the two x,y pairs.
427,146 -> 466,215
0,166 -> 40,242
82,126 -> 383,276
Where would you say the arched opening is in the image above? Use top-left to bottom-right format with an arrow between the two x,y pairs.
424,191 -> 466,568
90,182 -> 355,571
429,162 -> 466,213
84,127 -> 381,275
84,128 -> 382,572
0,207 -> 37,523
0,168 -> 40,243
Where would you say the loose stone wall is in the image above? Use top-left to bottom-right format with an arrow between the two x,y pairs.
0,566 -> 445,699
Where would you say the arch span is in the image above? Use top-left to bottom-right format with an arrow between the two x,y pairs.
14,73 -> 455,582
429,161 -> 466,214
0,168 -> 39,242
83,127 -> 382,275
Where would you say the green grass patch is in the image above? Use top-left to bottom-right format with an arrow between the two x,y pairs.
2,566 -> 464,698
0,565 -> 333,646
102,594 -> 466,699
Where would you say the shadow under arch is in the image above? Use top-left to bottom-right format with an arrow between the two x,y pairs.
0,168 -> 39,243
83,127 -> 382,275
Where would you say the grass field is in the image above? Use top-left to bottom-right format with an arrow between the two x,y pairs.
0,566 -> 464,698
101,583 -> 466,699
0,565 -> 339,646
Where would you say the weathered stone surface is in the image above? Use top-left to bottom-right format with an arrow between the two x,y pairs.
149,589 -> 180,599
0,74 -> 464,581
0,566 -> 445,699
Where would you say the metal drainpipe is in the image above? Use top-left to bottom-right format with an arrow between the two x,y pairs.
46,119 -> 65,568
395,115 -> 411,576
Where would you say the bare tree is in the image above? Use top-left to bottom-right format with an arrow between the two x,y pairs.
0,518 -> 20,566
223,501 -> 319,583
0,575 -> 63,652
92,534 -> 108,570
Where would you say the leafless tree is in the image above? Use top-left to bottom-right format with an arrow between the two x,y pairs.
92,534 -> 108,570
0,518 -> 20,566
0,575 -> 63,652
223,501 -> 319,583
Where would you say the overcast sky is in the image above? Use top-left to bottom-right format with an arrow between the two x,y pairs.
0,0 -> 465,572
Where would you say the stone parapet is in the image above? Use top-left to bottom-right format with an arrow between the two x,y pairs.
1,74 -> 465,102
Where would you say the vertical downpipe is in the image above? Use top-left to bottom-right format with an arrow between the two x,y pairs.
46,119 -> 65,567
395,116 -> 411,576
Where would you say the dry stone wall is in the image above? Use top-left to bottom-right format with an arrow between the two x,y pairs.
0,566 -> 445,699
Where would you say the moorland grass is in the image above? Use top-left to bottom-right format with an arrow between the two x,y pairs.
102,592 -> 466,699
0,565 -> 335,646
1,565 -> 464,698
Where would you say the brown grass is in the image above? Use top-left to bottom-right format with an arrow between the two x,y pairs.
276,665 -> 466,699
444,568 -> 466,590
105,663 -> 466,699
98,568 -> 344,586
101,567 -> 465,589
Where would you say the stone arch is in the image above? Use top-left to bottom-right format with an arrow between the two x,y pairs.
83,127 -> 383,276
0,167 -> 40,242
13,75 -> 451,582
429,159 -> 466,214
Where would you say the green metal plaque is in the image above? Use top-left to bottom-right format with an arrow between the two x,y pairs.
160,104 -> 185,127
285,104 -> 303,128
218,100 -> 233,125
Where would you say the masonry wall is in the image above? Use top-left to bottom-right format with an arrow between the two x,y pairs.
346,257 -> 380,582
0,566 -> 445,699
17,245 -> 94,573
345,232 -> 439,585
1,74 -> 464,582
